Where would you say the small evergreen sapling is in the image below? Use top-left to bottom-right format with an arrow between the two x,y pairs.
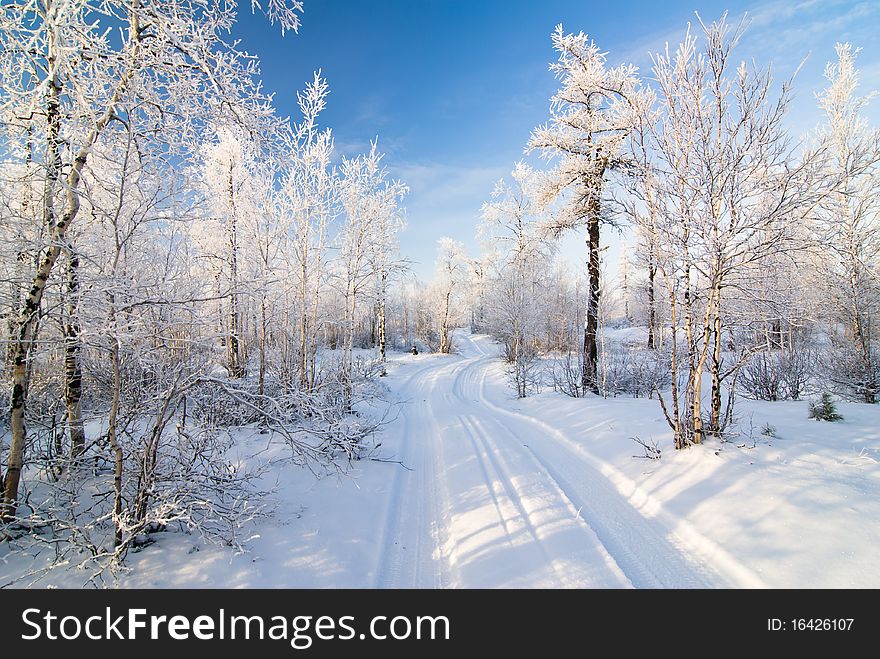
809,393 -> 843,421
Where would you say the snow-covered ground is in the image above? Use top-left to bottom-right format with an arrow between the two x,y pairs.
3,329 -> 878,588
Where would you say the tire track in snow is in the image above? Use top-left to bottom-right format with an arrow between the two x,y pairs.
458,332 -> 766,588
460,414 -> 631,588
457,415 -> 519,548
452,350 -> 693,587
374,359 -> 460,588
378,332 -> 764,588
415,360 -> 468,588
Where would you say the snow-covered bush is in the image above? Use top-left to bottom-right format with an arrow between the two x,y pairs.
504,341 -> 542,398
600,346 -> 670,398
825,344 -> 879,404
740,348 -> 816,401
551,350 -> 586,398
0,418 -> 270,587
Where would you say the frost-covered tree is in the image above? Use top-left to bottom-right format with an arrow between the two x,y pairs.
813,44 -> 880,403
480,162 -> 554,396
277,73 -> 336,390
528,25 -> 646,395
644,15 -> 834,447
337,142 -> 407,393
197,126 -> 261,378
364,156 -> 408,364
0,0 -> 304,518
432,239 -> 470,354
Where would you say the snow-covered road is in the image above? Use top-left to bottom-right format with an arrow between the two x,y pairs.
375,331 -> 755,588
13,328 -> 877,589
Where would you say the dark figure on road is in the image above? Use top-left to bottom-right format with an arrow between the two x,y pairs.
411,345 -> 419,355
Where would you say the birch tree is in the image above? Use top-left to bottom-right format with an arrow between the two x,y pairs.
433,238 -> 470,354
813,43 -> 880,403
337,142 -> 406,393
365,158 -> 408,364
645,15 -> 834,447
198,127 -> 257,378
0,0 -> 304,518
480,162 -> 554,395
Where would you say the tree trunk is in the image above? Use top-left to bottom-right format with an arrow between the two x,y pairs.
342,274 -> 358,411
1,10 -> 62,517
64,248 -> 86,461
691,359 -> 704,445
299,256 -> 309,388
378,271 -> 387,362
621,252 -> 630,324
2,3 -> 141,518
308,263 -> 321,391
439,291 -> 451,354
226,161 -> 243,378
647,260 -> 657,350
667,287 -> 683,448
582,194 -> 601,395
258,296 -> 268,431
709,288 -> 723,434
682,238 -> 699,446
770,319 -> 783,349
108,333 -> 124,549
691,287 -> 717,446
848,252 -> 876,404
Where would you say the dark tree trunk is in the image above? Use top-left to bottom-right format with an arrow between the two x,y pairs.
582,195 -> 601,396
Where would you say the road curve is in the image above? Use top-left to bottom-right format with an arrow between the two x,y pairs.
375,330 -> 758,588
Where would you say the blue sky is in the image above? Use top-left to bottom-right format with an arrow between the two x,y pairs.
234,0 -> 880,279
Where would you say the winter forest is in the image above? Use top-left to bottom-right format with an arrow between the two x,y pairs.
1,0 -> 879,589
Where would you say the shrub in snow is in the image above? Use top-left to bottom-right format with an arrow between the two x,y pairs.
631,436 -> 662,460
600,346 -> 671,399
552,346 -> 670,399
551,351 -> 587,398
825,345 -> 880,405
353,355 -> 387,380
504,341 -> 543,398
808,393 -> 843,422
740,348 -> 815,401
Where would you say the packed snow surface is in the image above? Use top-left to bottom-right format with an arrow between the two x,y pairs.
4,330 -> 879,588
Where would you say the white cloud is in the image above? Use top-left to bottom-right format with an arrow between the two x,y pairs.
392,160 -> 508,212
747,1 -> 878,59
